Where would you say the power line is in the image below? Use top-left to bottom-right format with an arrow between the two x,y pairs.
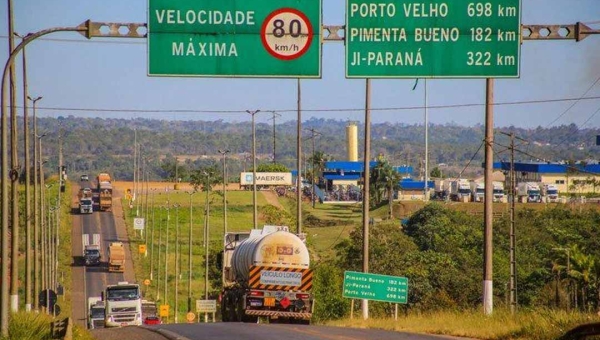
19,94 -> 600,115
544,76 -> 600,128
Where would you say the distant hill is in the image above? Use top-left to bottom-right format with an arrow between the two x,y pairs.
27,116 -> 599,181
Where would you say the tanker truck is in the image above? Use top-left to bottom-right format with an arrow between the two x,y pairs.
220,225 -> 313,324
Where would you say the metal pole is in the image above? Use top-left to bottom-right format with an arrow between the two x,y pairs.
483,78 -> 494,315
310,129 -> 316,208
296,79 -> 302,235
56,122 -> 63,290
145,160 -> 150,246
362,78 -> 371,320
150,189 -> 155,280
424,79 -> 429,201
134,129 -> 138,217
156,206 -> 162,301
8,0 -> 20,314
1,25 -> 88,333
30,96 -> 41,311
174,204 -> 179,323
218,150 -> 230,235
187,191 -> 194,313
247,110 -> 260,229
39,141 -> 46,292
164,204 -> 170,312
270,111 -> 280,163
203,173 -> 211,323
509,133 -> 516,313
17,33 -> 32,312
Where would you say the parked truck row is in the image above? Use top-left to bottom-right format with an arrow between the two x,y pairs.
434,179 -> 561,203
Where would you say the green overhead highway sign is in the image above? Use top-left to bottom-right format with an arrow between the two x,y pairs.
346,0 -> 521,78
148,0 -> 322,78
343,271 -> 408,304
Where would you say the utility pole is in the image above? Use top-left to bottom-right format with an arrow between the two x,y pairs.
218,149 -> 230,235
8,0 -> 20,315
16,32 -> 32,312
269,111 -> 280,164
29,95 -> 42,312
187,191 -> 195,313
483,79 -> 494,315
150,189 -> 156,280
306,128 -> 321,209
362,79 -> 371,320
174,204 -> 180,323
246,110 -> 260,229
499,130 -> 526,314
296,79 -> 302,235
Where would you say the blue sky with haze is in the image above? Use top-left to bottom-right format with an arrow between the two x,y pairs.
0,0 -> 599,128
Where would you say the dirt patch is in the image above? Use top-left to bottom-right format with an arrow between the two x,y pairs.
261,190 -> 283,209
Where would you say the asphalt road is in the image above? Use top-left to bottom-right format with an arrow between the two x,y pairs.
70,181 -> 126,328
150,323 -> 469,340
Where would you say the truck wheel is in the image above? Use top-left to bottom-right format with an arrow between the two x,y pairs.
221,297 -> 229,322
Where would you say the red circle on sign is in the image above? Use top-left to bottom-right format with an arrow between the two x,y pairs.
260,8 -> 314,61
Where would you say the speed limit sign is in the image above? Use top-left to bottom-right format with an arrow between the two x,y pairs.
261,8 -> 314,60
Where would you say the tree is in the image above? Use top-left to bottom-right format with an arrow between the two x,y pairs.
255,163 -> 290,172
190,165 -> 221,192
430,167 -> 442,178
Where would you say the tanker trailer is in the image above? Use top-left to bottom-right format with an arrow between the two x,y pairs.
221,225 -> 313,324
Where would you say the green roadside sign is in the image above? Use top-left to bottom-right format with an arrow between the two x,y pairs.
148,0 -> 322,78
346,0 -> 521,78
343,271 -> 408,304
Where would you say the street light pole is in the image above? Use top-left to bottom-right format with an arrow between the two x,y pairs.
150,189 -> 156,281
187,191 -> 195,313
203,171 -> 211,323
246,110 -> 260,229
174,204 -> 180,323
218,149 -> 230,235
29,95 -> 42,311
16,32 -> 32,311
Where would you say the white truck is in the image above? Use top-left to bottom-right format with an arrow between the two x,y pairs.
79,197 -> 93,214
87,297 -> 105,329
492,181 -> 506,203
82,234 -> 101,266
470,181 -> 485,202
543,184 -> 560,203
103,282 -> 142,327
517,182 -> 542,203
449,179 -> 471,202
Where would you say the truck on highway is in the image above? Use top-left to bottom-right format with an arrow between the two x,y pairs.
79,197 -> 93,214
492,181 -> 506,203
103,282 -> 142,327
542,184 -> 560,203
449,179 -> 471,202
221,225 -> 313,324
107,242 -> 125,272
470,181 -> 485,202
87,297 -> 105,329
82,234 -> 101,266
517,182 -> 542,203
97,173 -> 112,211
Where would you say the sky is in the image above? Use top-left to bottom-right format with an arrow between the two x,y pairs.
0,0 -> 599,128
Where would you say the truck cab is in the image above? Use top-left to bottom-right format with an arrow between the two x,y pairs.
104,282 -> 142,327
79,198 -> 93,214
84,245 -> 101,266
87,298 -> 105,329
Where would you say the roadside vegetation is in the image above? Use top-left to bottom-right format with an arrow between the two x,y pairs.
2,179 -> 94,339
119,171 -> 600,339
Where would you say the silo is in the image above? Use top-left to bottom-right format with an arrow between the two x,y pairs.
346,123 -> 358,161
